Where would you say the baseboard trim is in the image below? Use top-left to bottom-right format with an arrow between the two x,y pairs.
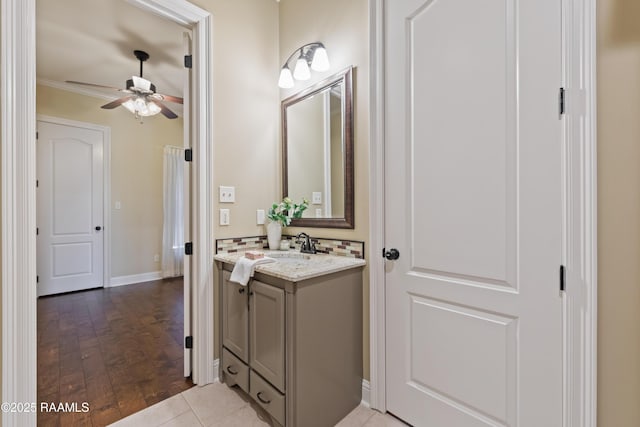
213,358 -> 220,382
361,379 -> 371,408
108,271 -> 163,287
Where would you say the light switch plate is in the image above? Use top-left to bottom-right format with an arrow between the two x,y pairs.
256,209 -> 265,225
219,209 -> 230,225
312,192 -> 322,204
219,186 -> 235,203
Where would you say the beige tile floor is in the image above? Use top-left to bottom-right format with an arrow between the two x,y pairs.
108,382 -> 408,427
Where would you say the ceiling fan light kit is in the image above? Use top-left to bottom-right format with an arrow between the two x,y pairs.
65,50 -> 183,122
122,97 -> 161,117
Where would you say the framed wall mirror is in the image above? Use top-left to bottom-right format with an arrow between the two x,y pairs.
282,66 -> 354,228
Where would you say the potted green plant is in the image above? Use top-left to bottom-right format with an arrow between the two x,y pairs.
267,197 -> 309,249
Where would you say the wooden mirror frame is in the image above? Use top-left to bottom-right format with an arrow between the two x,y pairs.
282,66 -> 354,229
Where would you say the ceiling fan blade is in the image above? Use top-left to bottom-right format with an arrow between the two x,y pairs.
101,96 -> 134,109
156,101 -> 178,119
152,93 -> 184,104
66,80 -> 130,93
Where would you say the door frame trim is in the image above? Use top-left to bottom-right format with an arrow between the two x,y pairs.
36,115 -> 112,295
367,0 -> 598,425
1,1 -> 215,424
130,0 -> 216,387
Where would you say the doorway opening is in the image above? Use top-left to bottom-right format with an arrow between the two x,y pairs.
2,0 -> 215,425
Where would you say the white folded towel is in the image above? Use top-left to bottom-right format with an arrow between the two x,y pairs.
229,256 -> 275,286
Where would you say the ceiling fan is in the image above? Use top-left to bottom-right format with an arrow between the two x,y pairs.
66,50 -> 183,120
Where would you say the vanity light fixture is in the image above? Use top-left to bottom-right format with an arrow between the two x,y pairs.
278,42 -> 330,88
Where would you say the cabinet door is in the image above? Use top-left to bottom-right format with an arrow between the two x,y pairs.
222,270 -> 249,362
250,280 -> 285,392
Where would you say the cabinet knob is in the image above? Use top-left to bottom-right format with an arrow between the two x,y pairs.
238,288 -> 245,294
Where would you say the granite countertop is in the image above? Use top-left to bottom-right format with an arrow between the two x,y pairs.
213,250 -> 366,282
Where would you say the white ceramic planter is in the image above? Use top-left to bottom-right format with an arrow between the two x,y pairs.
267,221 -> 283,250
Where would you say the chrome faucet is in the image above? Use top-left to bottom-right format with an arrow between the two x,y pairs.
296,232 -> 317,254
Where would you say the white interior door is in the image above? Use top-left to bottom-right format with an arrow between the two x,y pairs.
183,30 -> 193,378
37,120 -> 105,296
384,0 -> 563,426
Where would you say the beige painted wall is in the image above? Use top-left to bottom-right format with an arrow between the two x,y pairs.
37,84 -> 183,278
186,0 -> 280,358
189,0 -> 281,240
278,0 -> 371,378
597,0 -> 640,425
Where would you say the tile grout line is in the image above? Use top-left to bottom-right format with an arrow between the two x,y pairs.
179,390 -> 206,427
145,395 -> 195,427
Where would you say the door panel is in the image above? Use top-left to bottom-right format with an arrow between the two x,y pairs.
408,297 -> 516,424
409,0 -> 517,286
222,270 -> 249,362
384,0 -> 563,425
52,243 -> 93,276
37,120 -> 104,296
249,280 -> 285,393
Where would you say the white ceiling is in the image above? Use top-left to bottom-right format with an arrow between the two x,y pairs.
36,0 -> 186,105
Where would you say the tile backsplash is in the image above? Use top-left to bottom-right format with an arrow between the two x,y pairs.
216,235 -> 365,259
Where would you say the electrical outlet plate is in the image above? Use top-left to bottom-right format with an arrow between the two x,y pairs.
312,192 -> 322,205
219,186 -> 235,203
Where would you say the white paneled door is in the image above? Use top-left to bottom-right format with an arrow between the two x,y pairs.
384,0 -> 563,426
37,120 -> 105,296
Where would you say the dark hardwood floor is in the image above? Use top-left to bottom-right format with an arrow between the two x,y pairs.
37,277 -> 194,427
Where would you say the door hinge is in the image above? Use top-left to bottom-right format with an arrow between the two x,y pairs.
560,265 -> 566,292
37,275 -> 39,283
36,131 -> 39,139
184,148 -> 193,162
184,55 -> 193,69
185,336 -> 193,349
185,242 -> 193,255
559,87 -> 565,116
36,227 -> 39,235
36,180 -> 39,188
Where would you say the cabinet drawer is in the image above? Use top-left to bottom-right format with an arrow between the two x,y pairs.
222,348 -> 249,393
250,370 -> 285,426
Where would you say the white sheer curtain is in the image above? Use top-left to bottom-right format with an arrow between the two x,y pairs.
162,146 -> 184,277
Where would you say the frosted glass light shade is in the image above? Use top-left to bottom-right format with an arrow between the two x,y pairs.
311,46 -> 330,72
123,97 -> 161,117
293,57 -> 311,81
278,67 -> 294,88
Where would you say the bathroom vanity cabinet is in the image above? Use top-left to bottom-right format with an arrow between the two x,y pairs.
215,254 -> 364,427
